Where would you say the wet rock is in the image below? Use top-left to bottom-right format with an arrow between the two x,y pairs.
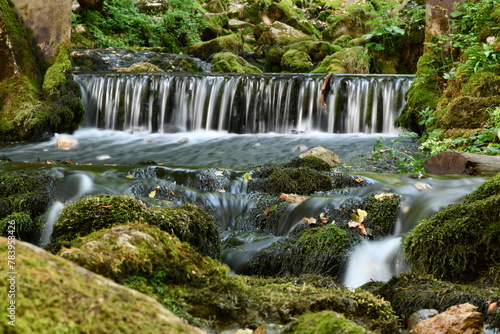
0,237 -> 206,333
56,137 -> 78,150
299,146 -> 341,167
210,52 -> 263,73
413,303 -> 483,334
188,34 -> 244,61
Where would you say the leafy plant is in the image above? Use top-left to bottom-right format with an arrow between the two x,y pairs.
453,106 -> 500,155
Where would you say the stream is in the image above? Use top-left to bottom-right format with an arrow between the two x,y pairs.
0,72 -> 487,289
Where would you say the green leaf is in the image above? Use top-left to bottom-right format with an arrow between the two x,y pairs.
450,10 -> 463,18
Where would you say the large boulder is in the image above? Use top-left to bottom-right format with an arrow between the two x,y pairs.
312,46 -> 370,74
299,146 -> 341,167
0,237 -> 206,333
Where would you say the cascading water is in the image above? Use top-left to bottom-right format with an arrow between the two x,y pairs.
74,73 -> 413,134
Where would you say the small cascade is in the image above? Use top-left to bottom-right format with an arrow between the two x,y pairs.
75,73 -> 413,134
39,201 -> 64,246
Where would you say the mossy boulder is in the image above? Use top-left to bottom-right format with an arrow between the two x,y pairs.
256,21 -> 312,47
404,173 -> 500,283
0,170 -> 56,242
266,167 -> 333,194
0,237 -> 205,334
143,203 -> 221,259
281,49 -> 312,73
187,33 -> 244,60
367,273 -> 500,330
211,51 -> 263,73
284,41 -> 340,63
285,310 -> 372,333
51,194 -> 220,258
311,46 -> 370,74
117,62 -> 165,73
321,9 -> 373,41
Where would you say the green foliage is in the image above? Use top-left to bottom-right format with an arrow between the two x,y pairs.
0,212 -> 40,242
286,310 -> 371,333
372,133 -> 428,173
453,106 -> 500,155
78,0 -> 208,50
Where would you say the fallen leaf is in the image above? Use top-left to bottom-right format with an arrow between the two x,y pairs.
415,182 -> 433,190
244,172 -> 251,181
124,174 -> 133,178
487,301 -> 498,313
218,189 -> 226,193
100,205 -> 113,209
348,221 -> 367,235
319,212 -> 329,223
214,170 -> 224,176
149,190 -> 156,198
357,209 -> 368,223
155,185 -> 161,190
374,193 -> 394,201
279,193 -> 307,205
169,190 -> 175,196
300,217 -> 317,225
355,177 -> 364,183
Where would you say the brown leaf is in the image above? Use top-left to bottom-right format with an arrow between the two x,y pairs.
279,193 -> 307,205
348,221 -> 367,235
357,209 -> 367,223
487,301 -> 498,313
100,205 -> 113,209
319,212 -> 329,223
374,193 -> 394,201
300,217 -> 317,225
355,177 -> 364,183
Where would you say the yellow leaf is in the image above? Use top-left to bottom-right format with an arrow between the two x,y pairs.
244,172 -> 251,181
357,209 -> 367,223
124,174 -> 133,178
148,190 -> 156,198
374,193 -> 394,201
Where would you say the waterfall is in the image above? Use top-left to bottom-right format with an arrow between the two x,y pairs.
74,73 -> 413,134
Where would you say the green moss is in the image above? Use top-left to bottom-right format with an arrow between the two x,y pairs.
267,167 -> 333,194
285,41 -> 339,63
117,62 -> 164,73
281,49 -> 312,73
211,51 -> 263,73
282,156 -> 332,171
286,310 -> 372,333
0,237 -> 203,334
395,51 -> 442,133
42,43 -> 72,100
404,173 -> 500,283
143,203 -> 221,259
188,34 -> 244,60
311,47 -> 370,74
51,194 -> 148,251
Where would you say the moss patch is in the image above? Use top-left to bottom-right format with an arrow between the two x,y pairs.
286,310 -> 372,333
188,33 -> 243,60
266,167 -> 333,194
312,46 -> 370,74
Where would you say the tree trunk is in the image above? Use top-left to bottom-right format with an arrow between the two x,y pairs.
423,151 -> 500,176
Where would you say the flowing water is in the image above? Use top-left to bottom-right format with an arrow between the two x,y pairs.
0,72 -> 487,288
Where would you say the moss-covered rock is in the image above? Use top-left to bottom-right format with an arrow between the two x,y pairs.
284,40 -> 340,63
0,237 -> 205,334
321,9 -> 373,41
117,61 -> 165,72
51,194 -> 221,258
266,167 -> 333,194
256,21 -> 312,47
188,33 -> 244,60
281,49 -> 312,73
143,203 -> 221,259
394,50 -> 443,133
312,46 -> 370,74
367,273 -> 500,329
211,51 -> 263,73
404,173 -> 500,283
0,170 -> 56,242
285,310 -> 372,333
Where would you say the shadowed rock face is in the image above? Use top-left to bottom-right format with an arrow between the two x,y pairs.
10,0 -> 72,60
